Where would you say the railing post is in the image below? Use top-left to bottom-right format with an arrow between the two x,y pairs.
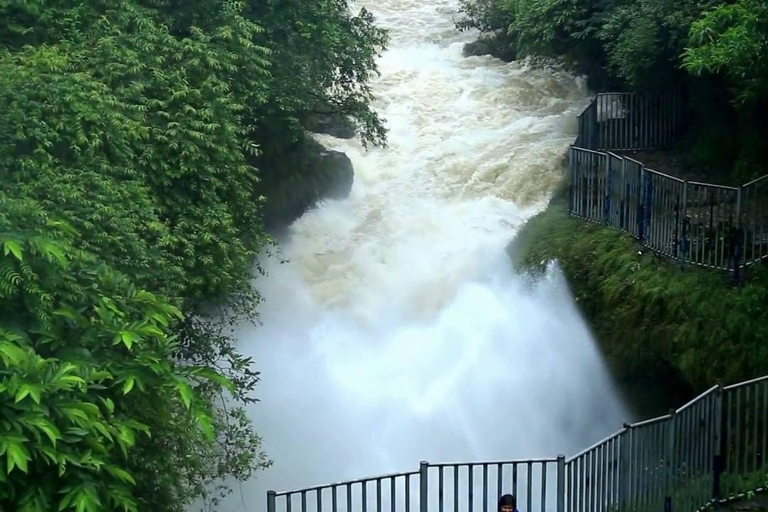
557,455 -> 566,512
665,409 -> 677,507
680,180 -> 688,262
569,147 -> 575,214
420,461 -> 429,512
733,187 -> 743,278
604,155 -> 613,223
619,424 -> 632,510
267,490 -> 277,512
712,384 -> 727,506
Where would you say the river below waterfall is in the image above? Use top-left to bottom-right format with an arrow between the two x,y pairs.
221,1 -> 630,510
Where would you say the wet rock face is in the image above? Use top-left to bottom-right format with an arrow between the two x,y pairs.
259,135 -> 354,231
463,35 -> 517,62
303,111 -> 356,139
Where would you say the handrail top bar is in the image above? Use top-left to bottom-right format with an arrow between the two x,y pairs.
270,374 -> 768,497
624,157 -> 644,167
743,174 -> 768,187
430,458 -> 558,468
645,168 -> 685,182
725,374 -> 768,391
629,414 -> 672,428
675,385 -> 719,414
688,181 -> 739,191
571,147 -> 606,156
607,151 -> 624,159
567,428 -> 627,461
275,471 -> 419,496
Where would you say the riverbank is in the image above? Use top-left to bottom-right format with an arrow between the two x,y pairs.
510,191 -> 768,417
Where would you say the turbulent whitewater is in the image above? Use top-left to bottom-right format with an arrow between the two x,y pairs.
222,1 -> 629,510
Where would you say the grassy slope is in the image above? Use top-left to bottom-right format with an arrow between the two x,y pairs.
510,194 -> 768,416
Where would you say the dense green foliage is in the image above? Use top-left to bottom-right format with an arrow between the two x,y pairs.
0,0 -> 386,510
512,196 -> 768,413
457,0 -> 768,180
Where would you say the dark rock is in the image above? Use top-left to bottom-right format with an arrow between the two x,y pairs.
463,40 -> 493,58
463,35 -> 517,62
303,111 -> 356,139
258,135 -> 354,231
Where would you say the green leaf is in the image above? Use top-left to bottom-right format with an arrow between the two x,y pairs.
122,376 -> 135,395
190,366 -> 235,393
194,409 -> 215,441
6,440 -> 30,474
0,340 -> 26,366
15,384 -> 42,404
105,465 -> 136,485
3,240 -> 23,261
26,416 -> 61,447
120,331 -> 141,350
175,379 -> 193,409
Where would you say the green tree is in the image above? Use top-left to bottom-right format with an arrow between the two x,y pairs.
0,196 -> 228,511
683,0 -> 768,106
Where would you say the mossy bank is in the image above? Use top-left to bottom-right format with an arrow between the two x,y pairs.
509,193 -> 768,417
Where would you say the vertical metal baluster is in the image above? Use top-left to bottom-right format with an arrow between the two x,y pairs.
483,464 -> 488,512
454,466 -> 459,512
763,381 -> 768,473
527,462 -> 533,512
513,463 -> 518,499
469,465 -> 474,512
303,490 -> 308,512
405,476 -> 410,512
439,466 -> 444,512
737,387 -> 743,482
497,464 -> 503,499
362,483 -> 367,512
540,461 -> 547,512
391,478 -> 396,512
332,486 -> 338,512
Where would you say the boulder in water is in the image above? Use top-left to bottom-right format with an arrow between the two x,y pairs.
259,136 -> 354,230
303,111 -> 356,139
463,35 -> 517,62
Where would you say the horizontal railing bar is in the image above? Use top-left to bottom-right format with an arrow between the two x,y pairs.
724,374 -> 768,391
567,428 -> 627,462
675,385 -> 719,414
743,175 -> 768,187
430,458 -> 558,468
645,168 -> 685,182
687,181 -> 739,191
571,147 -> 607,156
596,92 -> 636,97
629,414 -> 672,428
275,472 -> 419,496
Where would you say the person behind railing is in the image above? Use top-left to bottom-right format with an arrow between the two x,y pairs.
498,494 -> 520,512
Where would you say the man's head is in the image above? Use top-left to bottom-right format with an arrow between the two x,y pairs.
498,494 -> 517,512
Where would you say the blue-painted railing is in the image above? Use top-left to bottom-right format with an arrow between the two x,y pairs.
267,375 -> 768,512
570,93 -> 768,272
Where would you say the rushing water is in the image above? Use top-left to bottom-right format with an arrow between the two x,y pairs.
221,1 -> 630,510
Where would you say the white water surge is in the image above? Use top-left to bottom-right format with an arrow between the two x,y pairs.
223,1 -> 630,510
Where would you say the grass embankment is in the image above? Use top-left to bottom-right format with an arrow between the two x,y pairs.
510,194 -> 768,416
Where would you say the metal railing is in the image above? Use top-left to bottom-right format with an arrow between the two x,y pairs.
267,375 -> 768,512
569,147 -> 768,271
575,92 -> 683,151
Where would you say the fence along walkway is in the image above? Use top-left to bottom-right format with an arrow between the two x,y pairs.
570,93 -> 768,272
267,375 -> 768,512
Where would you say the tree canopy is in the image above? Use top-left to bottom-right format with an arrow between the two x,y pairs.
0,0 -> 387,510
457,0 -> 768,177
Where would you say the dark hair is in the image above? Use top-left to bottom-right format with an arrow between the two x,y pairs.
498,494 -> 517,510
